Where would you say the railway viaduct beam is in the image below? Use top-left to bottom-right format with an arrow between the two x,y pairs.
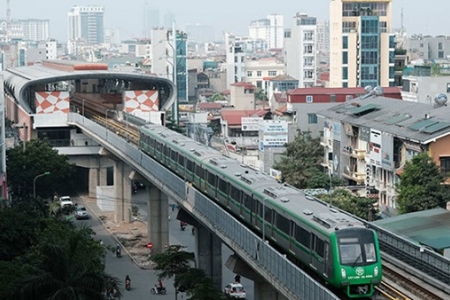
113,160 -> 132,223
146,182 -> 169,254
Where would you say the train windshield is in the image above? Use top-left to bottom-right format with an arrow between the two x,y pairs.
336,230 -> 377,266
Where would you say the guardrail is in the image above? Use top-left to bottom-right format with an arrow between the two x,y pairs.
67,113 -> 340,300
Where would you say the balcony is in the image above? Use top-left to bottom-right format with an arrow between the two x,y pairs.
342,167 -> 365,183
320,139 -> 332,148
342,146 -> 367,160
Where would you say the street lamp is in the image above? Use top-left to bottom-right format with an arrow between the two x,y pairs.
33,171 -> 50,199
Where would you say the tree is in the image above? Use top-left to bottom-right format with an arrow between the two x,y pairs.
396,152 -> 450,214
306,169 -> 346,189
0,202 -> 119,300
316,189 -> 379,220
254,88 -> 268,101
209,93 -> 226,103
273,132 -> 324,189
7,139 -> 77,200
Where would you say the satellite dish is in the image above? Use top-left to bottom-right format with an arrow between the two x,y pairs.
434,93 -> 448,106
373,86 -> 384,96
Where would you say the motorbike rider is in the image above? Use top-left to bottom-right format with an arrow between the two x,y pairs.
116,244 -> 121,257
125,275 -> 131,289
157,279 -> 164,293
180,221 -> 187,230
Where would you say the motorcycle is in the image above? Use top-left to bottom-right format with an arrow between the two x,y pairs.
150,285 -> 167,295
116,248 -> 121,258
125,279 -> 131,291
180,221 -> 187,231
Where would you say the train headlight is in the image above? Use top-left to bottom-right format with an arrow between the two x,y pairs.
341,268 -> 346,278
374,266 -> 378,277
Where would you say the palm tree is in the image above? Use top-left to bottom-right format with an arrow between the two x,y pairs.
12,227 -> 121,300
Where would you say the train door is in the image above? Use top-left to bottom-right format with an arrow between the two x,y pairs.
323,242 -> 332,278
310,234 -> 325,273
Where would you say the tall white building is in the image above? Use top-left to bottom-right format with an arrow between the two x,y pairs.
0,19 -> 49,42
284,13 -> 317,88
329,0 -> 395,88
249,14 -> 284,49
68,6 -> 104,45
225,32 -> 246,88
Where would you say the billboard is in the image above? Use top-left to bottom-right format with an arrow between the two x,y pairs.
35,91 -> 70,114
241,117 -> 263,131
124,90 -> 159,113
260,120 -> 288,133
369,129 -> 382,167
381,133 -> 394,171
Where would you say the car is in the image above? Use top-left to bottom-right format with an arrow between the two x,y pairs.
224,283 -> 246,299
75,205 -> 89,220
59,196 -> 74,208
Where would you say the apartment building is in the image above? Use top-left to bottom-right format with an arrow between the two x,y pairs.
249,14 -> 284,49
243,57 -> 285,90
318,94 -> 450,218
68,5 -> 104,45
284,13 -> 318,88
329,0 -> 395,88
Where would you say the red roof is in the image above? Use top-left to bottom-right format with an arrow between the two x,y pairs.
221,109 -> 269,125
231,82 -> 255,89
198,102 -> 222,110
289,87 -> 401,96
273,92 -> 288,103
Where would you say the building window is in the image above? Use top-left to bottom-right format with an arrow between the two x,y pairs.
257,71 -> 262,77
343,36 -> 348,49
268,71 -> 277,76
256,81 -> 262,88
447,83 -> 450,93
343,82 -> 348,88
343,52 -> 348,64
308,113 -> 318,124
304,31 -> 314,41
306,95 -> 313,103
343,67 -> 348,80
440,157 -> 450,174
247,71 -> 253,77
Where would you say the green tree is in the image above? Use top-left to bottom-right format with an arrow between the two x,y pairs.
396,152 -> 450,214
306,169 -> 346,189
7,139 -> 77,200
273,132 -> 324,189
254,88 -> 268,101
209,93 -> 226,103
0,202 -> 119,300
316,189 -> 379,220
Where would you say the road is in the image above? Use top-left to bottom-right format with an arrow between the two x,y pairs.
76,189 -> 254,300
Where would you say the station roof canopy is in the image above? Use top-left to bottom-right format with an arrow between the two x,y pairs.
374,208 -> 450,251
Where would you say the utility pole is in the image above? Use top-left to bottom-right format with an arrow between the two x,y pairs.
171,22 -> 178,126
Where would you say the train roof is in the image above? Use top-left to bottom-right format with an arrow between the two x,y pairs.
141,124 -> 366,236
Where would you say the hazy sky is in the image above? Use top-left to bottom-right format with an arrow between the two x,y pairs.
5,0 -> 450,41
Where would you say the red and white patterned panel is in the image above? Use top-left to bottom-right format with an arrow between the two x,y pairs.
35,92 -> 70,114
124,90 -> 159,113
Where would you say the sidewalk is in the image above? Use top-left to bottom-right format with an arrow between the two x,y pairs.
79,195 -> 154,269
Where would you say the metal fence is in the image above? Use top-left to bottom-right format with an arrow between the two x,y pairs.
68,113 -> 340,300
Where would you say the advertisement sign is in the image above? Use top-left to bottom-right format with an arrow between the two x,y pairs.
381,133 -> 394,171
269,168 -> 282,180
262,135 -> 288,147
242,117 -> 263,131
260,120 -> 288,134
369,129 -> 382,167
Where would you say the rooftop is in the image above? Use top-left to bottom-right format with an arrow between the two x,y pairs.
318,95 -> 450,144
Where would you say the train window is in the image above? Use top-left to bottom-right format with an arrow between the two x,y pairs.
243,193 -> 252,210
219,178 -> 228,194
275,213 -> 290,235
230,186 -> 241,202
207,172 -> 216,186
155,142 -> 161,152
149,138 -> 155,148
312,234 -> 325,258
195,165 -> 204,179
186,159 -> 194,172
255,200 -> 263,218
171,149 -> 177,161
164,145 -> 170,156
364,243 -> 376,262
178,155 -> 184,166
294,225 -> 311,247
264,207 -> 272,222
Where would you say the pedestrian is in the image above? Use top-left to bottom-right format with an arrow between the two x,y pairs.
172,203 -> 176,212
234,274 -> 241,283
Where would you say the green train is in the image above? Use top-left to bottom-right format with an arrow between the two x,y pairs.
139,124 -> 382,298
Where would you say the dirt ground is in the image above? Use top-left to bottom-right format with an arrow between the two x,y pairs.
82,197 -> 154,269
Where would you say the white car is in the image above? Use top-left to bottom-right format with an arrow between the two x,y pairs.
59,196 -> 74,208
224,283 -> 246,299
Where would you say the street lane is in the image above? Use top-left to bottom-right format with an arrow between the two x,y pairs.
133,190 -> 255,300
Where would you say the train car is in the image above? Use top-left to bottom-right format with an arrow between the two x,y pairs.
139,124 -> 382,298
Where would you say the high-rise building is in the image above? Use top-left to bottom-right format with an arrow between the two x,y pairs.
68,5 -> 104,45
0,19 -> 49,42
284,13 -> 318,88
329,0 -> 395,88
316,20 -> 330,53
249,14 -> 284,49
225,32 -> 246,87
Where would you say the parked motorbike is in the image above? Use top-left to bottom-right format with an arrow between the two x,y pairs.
150,285 -> 167,295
